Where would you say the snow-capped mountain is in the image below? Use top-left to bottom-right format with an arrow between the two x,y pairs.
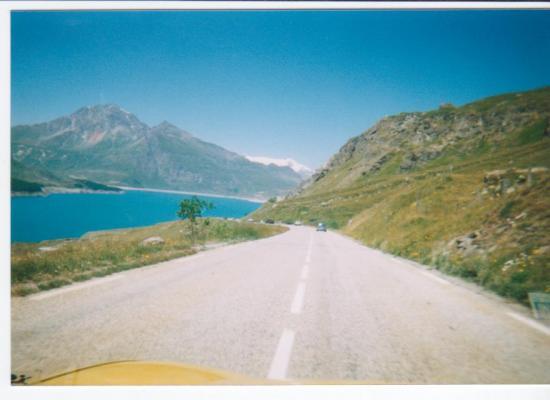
245,156 -> 314,178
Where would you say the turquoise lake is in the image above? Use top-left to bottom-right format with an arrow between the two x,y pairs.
11,190 -> 262,243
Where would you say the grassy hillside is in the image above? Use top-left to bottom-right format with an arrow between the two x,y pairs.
252,87 -> 550,304
11,178 -> 44,193
11,219 -> 287,296
11,159 -> 122,194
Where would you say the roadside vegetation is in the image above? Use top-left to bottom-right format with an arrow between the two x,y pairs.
11,219 -> 287,296
177,196 -> 214,243
253,88 -> 550,305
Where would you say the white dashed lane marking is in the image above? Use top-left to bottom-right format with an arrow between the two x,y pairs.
290,282 -> 307,315
267,329 -> 295,380
268,233 -> 313,380
305,235 -> 313,263
300,263 -> 309,280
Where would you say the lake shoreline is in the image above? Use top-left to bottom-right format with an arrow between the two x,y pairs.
12,188 -> 263,242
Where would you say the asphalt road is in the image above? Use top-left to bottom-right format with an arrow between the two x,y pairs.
11,226 -> 550,383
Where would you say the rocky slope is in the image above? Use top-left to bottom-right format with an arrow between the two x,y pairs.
11,105 -> 302,198
253,86 -> 550,303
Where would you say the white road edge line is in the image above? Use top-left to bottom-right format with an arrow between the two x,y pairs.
290,282 -> 307,314
507,312 -> 550,336
267,329 -> 295,380
393,256 -> 450,286
184,253 -> 205,261
419,270 -> 450,285
30,275 -> 122,301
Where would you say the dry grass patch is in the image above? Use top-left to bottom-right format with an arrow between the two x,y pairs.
11,219 -> 287,296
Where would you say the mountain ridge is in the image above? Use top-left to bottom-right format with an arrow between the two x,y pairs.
11,104 -> 302,199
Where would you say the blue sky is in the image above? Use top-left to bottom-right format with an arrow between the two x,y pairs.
11,10 -> 550,168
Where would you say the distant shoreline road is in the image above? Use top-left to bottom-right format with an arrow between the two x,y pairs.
11,185 -> 267,203
11,187 -> 123,197
116,186 -> 266,204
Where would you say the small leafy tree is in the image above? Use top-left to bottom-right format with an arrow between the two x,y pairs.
177,196 -> 214,243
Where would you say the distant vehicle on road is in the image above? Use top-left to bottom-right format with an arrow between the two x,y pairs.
265,218 -> 275,224
316,222 -> 327,232
294,221 -> 302,226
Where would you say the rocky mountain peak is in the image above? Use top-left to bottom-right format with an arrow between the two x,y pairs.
156,120 -> 177,129
151,120 -> 193,139
70,104 -> 144,129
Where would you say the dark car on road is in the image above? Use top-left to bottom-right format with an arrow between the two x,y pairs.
316,222 -> 327,232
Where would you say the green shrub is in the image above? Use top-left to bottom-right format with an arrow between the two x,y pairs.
499,201 -> 517,219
